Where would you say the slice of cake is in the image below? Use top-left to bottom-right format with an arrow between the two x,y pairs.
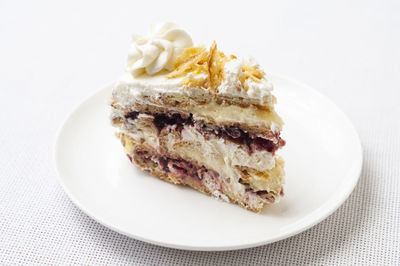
110,23 -> 285,212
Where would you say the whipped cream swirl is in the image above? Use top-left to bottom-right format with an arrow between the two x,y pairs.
126,22 -> 193,76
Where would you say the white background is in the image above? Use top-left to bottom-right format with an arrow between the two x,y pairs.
1,0 -> 399,264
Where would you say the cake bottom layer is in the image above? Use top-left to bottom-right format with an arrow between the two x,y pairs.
123,141 -> 282,212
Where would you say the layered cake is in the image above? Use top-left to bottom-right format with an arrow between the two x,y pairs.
110,23 -> 285,212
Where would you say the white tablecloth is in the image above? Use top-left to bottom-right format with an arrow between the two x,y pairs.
1,0 -> 399,264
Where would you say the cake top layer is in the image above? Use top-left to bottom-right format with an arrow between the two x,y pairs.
119,22 -> 274,102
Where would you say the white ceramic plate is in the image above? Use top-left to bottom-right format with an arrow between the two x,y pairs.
55,74 -> 362,251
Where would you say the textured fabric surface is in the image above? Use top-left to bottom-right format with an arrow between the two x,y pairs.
1,0 -> 399,265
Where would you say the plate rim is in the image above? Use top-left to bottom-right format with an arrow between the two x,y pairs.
54,73 -> 363,251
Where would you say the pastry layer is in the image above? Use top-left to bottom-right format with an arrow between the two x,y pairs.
114,71 -> 275,108
116,114 -> 285,194
112,75 -> 283,131
111,107 -> 285,149
125,141 -> 282,212
112,110 -> 283,170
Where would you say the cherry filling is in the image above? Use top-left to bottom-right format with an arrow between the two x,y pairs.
126,111 -> 284,154
153,112 -> 193,132
135,149 -> 218,182
126,111 -> 139,120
